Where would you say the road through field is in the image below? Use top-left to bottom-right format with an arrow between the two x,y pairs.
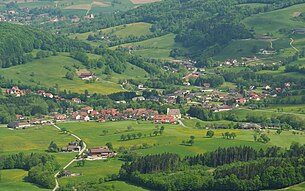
52,123 -> 87,191
290,38 -> 299,52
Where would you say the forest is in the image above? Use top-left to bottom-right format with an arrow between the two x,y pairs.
119,143 -> 305,191
0,22 -> 91,68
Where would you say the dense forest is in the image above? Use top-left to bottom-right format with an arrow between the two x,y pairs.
0,22 -> 90,68
119,143 -> 305,191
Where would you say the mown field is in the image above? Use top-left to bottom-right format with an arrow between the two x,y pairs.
0,54 -> 124,94
0,125 -> 76,166
70,22 -> 154,48
0,169 -> 51,191
242,3 -> 305,37
113,33 -> 184,59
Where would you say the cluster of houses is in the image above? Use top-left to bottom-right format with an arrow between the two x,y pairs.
69,107 -> 181,124
0,2 -> 95,24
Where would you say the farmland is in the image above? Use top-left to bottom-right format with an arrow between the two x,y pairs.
113,33 -> 184,59
0,54 -> 124,94
2,118 -> 305,190
242,3 -> 305,37
69,22 -> 153,45
0,169 -> 51,191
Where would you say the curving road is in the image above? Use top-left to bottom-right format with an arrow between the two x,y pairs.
290,38 -> 299,52
51,123 -> 87,191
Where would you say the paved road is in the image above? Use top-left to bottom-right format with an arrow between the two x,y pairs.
51,123 -> 87,191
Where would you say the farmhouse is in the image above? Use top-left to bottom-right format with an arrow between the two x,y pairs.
167,108 -> 181,119
61,145 -> 81,152
88,146 -> 114,157
72,98 -> 81,104
81,106 -> 93,114
214,105 -> 234,112
293,28 -> 305,34
153,115 -> 176,124
79,72 -> 93,80
54,114 -> 67,121
7,122 -> 31,129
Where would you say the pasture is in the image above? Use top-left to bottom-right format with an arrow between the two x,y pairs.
242,3 -> 305,37
0,169 -> 51,191
69,22 -> 153,46
57,120 -> 305,156
0,54 -> 123,94
213,39 -> 269,60
0,125 -> 76,166
113,33 -> 183,59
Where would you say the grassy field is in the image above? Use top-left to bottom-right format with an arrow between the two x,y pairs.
70,22 -> 152,41
3,120 -> 305,190
213,39 -> 269,60
56,120 -> 305,156
0,54 -> 123,94
0,125 -> 77,166
243,3 -> 305,37
113,33 -> 183,59
0,169 -> 51,191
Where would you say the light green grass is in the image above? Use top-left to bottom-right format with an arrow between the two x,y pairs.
0,54 -> 123,94
113,33 -> 182,59
58,159 -> 123,186
214,39 -> 269,60
243,4 -> 305,36
102,22 -> 153,38
0,125 -> 76,166
0,169 -> 51,191
69,22 -> 152,42
56,120 -> 302,157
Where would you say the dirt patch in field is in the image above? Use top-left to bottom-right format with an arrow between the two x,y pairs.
64,4 -> 91,10
292,12 -> 301,17
93,1 -> 110,7
130,0 -> 160,4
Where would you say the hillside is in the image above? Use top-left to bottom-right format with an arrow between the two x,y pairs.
0,22 -> 89,68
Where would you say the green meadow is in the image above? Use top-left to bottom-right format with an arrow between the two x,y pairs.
69,22 -> 153,45
0,125 -> 76,166
3,119 -> 305,190
114,33 -> 183,59
243,3 -> 305,36
0,169 -> 51,191
0,54 -> 123,94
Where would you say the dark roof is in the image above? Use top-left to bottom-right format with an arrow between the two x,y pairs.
7,122 -> 19,128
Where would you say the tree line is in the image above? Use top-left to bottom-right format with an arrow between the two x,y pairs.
119,143 -> 305,191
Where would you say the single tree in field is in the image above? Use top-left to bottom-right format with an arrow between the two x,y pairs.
127,134 -> 131,140
153,130 -> 159,136
127,125 -> 133,131
231,132 -> 236,139
206,130 -> 214,138
121,134 -> 126,141
132,134 -> 137,139
137,132 -> 143,139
